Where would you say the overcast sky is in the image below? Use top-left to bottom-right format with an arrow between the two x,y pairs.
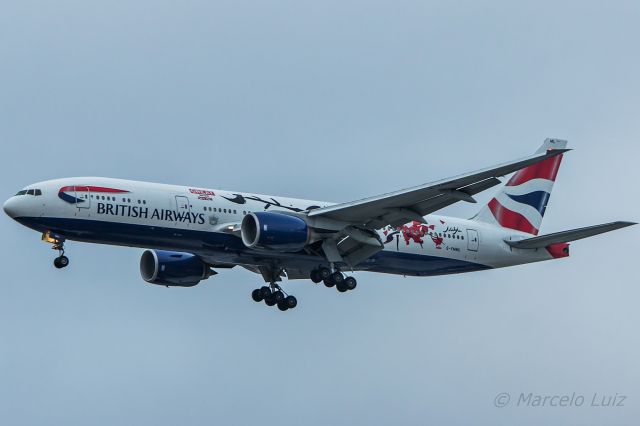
1,1 -> 639,425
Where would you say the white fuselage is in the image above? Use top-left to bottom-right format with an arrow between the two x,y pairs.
3,177 -> 561,277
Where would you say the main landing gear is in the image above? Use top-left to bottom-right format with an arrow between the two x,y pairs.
251,283 -> 298,312
52,240 -> 69,269
310,267 -> 357,293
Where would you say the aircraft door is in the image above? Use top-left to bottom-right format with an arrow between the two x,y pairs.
74,186 -> 91,209
467,229 -> 479,251
175,195 -> 191,225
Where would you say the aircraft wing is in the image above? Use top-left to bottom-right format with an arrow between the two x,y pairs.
505,221 -> 636,249
308,148 -> 569,229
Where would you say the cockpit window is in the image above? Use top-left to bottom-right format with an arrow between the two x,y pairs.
14,189 -> 42,196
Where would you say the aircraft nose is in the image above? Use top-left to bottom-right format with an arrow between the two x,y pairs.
3,197 -> 19,218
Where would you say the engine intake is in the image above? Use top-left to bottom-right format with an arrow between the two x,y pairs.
140,250 -> 213,287
241,212 -> 309,251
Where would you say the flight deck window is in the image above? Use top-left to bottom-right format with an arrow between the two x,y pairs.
26,189 -> 35,195
15,190 -> 27,196
34,189 -> 42,196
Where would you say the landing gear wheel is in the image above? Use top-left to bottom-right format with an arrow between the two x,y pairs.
336,282 -> 348,292
323,278 -> 335,288
344,276 -> 357,291
330,271 -> 344,284
54,256 -> 69,269
310,270 -> 322,284
264,294 -> 277,306
259,286 -> 271,299
273,290 -> 285,303
277,301 -> 289,311
251,289 -> 263,302
284,295 -> 297,309
318,267 -> 331,280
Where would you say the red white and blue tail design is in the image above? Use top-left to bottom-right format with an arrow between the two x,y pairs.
473,138 -> 567,235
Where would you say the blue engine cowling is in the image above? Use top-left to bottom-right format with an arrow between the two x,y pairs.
241,212 -> 309,251
140,250 -> 213,287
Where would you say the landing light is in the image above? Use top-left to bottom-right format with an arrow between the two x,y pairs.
42,232 -> 61,244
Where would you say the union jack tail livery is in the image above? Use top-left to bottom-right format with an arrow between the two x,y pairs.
473,138 -> 567,235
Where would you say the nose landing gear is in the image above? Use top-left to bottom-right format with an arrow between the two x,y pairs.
48,236 -> 69,269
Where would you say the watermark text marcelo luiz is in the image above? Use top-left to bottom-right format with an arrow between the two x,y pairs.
494,392 -> 627,408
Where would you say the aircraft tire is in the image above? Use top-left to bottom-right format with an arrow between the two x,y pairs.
252,289 -> 263,302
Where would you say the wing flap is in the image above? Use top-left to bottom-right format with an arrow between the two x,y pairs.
506,221 -> 636,249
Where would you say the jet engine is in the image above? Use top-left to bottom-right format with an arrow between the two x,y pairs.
241,212 -> 309,252
140,250 -> 214,287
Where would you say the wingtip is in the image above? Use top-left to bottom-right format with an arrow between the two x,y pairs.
618,221 -> 638,227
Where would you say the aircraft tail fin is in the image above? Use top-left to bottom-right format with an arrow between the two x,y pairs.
472,138 -> 567,235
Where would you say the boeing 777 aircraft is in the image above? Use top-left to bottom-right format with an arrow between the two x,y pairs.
3,139 -> 635,311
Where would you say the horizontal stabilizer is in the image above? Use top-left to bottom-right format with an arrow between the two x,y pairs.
506,221 -> 636,249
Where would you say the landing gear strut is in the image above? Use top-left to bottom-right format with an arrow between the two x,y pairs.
52,240 -> 69,269
251,283 -> 298,311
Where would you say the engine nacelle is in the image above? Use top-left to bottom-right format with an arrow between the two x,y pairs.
140,250 -> 213,287
241,212 -> 309,251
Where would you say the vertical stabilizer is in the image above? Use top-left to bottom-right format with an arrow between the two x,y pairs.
472,138 -> 567,235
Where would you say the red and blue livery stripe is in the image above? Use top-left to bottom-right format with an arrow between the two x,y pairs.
58,186 -> 130,204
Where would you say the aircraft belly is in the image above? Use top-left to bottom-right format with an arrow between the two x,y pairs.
17,215 -> 494,277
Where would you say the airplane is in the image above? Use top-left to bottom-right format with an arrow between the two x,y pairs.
3,139 -> 636,311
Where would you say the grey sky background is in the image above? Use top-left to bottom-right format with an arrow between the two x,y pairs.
1,1 -> 639,425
